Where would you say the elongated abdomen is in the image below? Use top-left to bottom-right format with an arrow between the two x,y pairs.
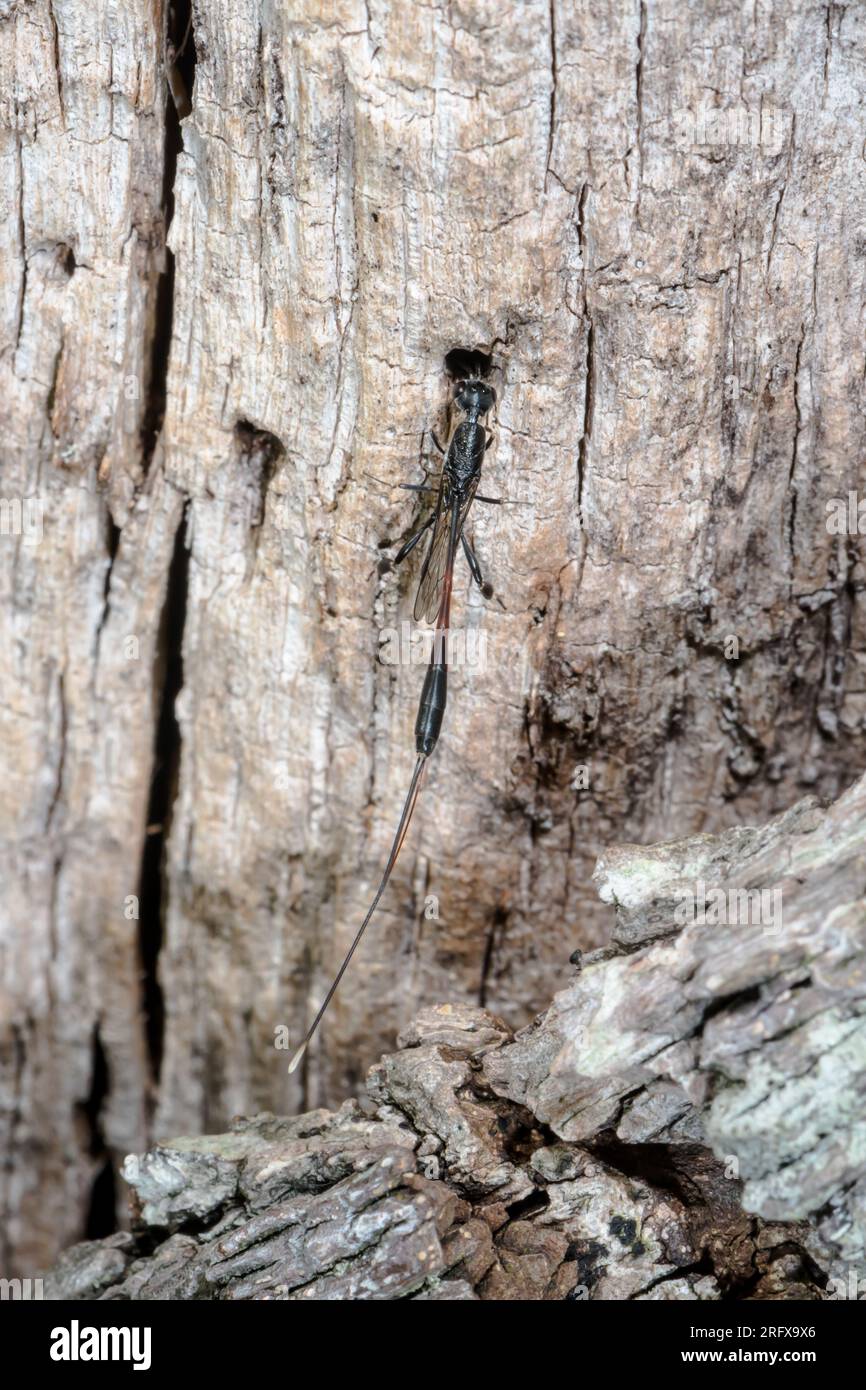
415,661 -> 448,756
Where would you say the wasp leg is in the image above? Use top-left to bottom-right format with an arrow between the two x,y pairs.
430,430 -> 446,455
462,533 -> 482,586
378,515 -> 435,576
392,514 -> 435,566
462,533 -> 494,599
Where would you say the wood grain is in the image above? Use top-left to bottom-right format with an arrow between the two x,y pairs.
1,0 -> 865,1273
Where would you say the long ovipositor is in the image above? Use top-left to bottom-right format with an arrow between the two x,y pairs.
288,634 -> 448,1076
288,379 -> 496,1075
288,752 -> 427,1074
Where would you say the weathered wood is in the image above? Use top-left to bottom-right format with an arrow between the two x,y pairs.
2,0 -> 866,1276
44,780 -> 866,1300
486,770 -> 866,1279
156,0 -> 866,1128
0,0 -> 174,1276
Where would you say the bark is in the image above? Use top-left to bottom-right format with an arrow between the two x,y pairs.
2,0 -> 866,1276
0,0 -> 174,1278
43,769 -> 866,1300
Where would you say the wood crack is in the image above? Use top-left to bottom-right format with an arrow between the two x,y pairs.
545,0 -> 557,188
137,502 -> 190,1100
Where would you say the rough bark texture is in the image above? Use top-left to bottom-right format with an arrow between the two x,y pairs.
44,769 -> 866,1300
2,0 -> 866,1277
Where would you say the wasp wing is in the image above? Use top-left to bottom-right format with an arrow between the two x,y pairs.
412,472 -> 448,623
413,474 -> 479,624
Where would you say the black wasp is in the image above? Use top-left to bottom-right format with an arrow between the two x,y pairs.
290,378 -> 499,1073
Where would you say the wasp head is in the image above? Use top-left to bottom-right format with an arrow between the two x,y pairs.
454,379 -> 496,416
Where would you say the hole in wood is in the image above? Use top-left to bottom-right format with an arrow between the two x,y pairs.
444,347 -> 494,381
55,243 -> 76,278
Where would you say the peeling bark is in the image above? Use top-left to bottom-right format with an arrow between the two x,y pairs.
43,769 -> 866,1300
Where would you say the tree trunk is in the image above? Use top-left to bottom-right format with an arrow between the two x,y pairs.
42,770 -> 866,1301
1,0 -> 864,1276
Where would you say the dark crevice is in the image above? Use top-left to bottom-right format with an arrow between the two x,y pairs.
494,1106 -> 548,1167
575,180 -> 589,262
105,507 -> 122,566
444,348 -> 493,381
54,241 -> 76,278
700,983 -> 762,1025
166,0 -> 197,119
292,943 -> 313,1113
564,1239 -> 607,1292
478,905 -> 508,1008
85,1159 -> 118,1241
46,671 -> 67,831
577,312 -> 593,517
76,1026 -> 117,1240
14,136 -> 26,351
140,246 -> 174,465
630,1254 -> 716,1300
141,2 -> 197,466
45,338 -> 63,425
635,1 -> 646,134
761,1240 -> 829,1293
545,0 -> 557,182
48,1 -> 65,125
586,1136 -> 821,1298
96,506 -> 122,644
787,319 -> 806,565
134,3 -> 196,1078
234,419 -> 285,528
137,505 -> 190,1091
505,1187 -> 549,1220
590,1136 -> 701,1208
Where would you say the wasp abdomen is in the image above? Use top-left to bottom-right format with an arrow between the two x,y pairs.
415,662 -> 448,756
